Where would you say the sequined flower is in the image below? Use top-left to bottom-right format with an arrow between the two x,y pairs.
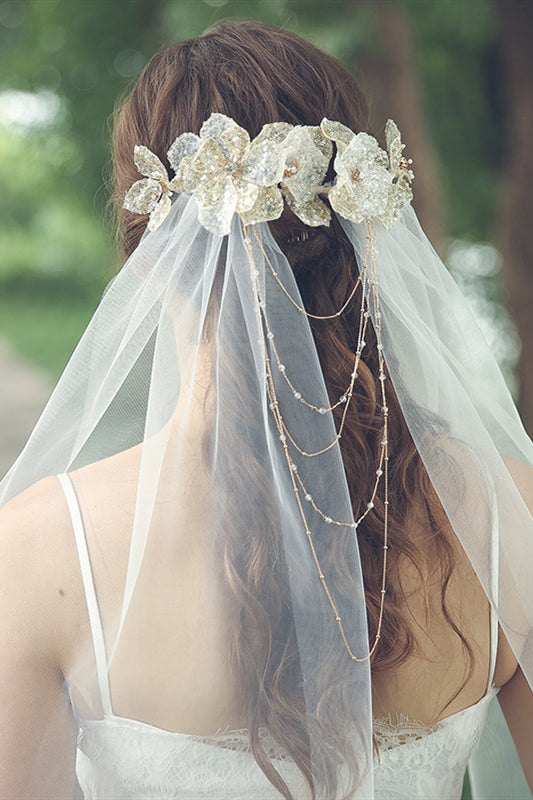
124,115 -> 415,236
167,113 -> 288,236
123,146 -> 181,231
321,118 -> 392,226
278,126 -> 333,227
380,119 -> 415,228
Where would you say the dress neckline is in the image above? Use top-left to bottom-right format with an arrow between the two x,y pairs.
373,685 -> 497,735
78,684 -> 498,742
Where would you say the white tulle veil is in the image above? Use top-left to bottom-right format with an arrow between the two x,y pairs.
1,111 -> 532,800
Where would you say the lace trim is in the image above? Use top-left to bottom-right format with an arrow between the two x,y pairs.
78,716 -> 290,760
374,712 -> 436,751
77,700 -> 494,799
373,687 -> 497,753
190,727 -> 290,761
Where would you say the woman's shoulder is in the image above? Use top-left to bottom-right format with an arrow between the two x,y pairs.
0,450 -> 139,668
0,450 -> 140,577
0,475 -> 73,571
0,475 -> 80,670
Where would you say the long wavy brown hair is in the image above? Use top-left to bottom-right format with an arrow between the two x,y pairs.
111,20 -> 472,800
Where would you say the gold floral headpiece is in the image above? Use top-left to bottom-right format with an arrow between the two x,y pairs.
123,112 -> 414,237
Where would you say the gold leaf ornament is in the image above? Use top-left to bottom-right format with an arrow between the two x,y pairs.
122,145 -> 180,232
380,119 -> 414,229
279,126 -> 333,227
167,113 -> 289,235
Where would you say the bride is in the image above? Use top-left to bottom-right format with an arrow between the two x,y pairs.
0,20 -> 532,800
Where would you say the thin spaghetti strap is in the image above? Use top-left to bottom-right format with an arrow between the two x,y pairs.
57,473 -> 113,716
486,499 -> 500,693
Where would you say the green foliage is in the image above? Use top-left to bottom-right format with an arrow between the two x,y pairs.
0,127 -> 113,296
0,0 -> 165,205
161,0 -> 291,39
0,288 -> 99,378
404,0 -> 502,239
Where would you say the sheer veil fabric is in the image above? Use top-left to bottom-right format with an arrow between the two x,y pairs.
1,189 -> 533,798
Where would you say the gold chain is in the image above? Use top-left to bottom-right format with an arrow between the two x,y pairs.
252,225 -> 368,320
242,219 -> 389,663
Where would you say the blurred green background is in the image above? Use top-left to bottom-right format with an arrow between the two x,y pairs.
1,2 -> 532,796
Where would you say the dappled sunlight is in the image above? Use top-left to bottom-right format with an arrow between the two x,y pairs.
0,89 -> 61,131
447,239 -> 520,397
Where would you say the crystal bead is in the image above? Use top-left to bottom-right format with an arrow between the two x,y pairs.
291,463 -> 297,472
376,468 -> 383,476
340,395 -> 347,403
351,522 -> 358,529
325,517 -> 332,524
294,392 -> 301,399
367,501 -> 374,509
305,494 -> 312,501
319,407 -> 326,414
279,434 -> 287,442
279,364 -> 286,372
267,332 -> 274,340
381,439 -> 388,446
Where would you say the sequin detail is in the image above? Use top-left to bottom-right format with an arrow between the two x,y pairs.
320,118 -> 414,229
279,126 -> 332,227
123,146 -> 181,232
123,114 -> 414,235
166,114 -> 287,236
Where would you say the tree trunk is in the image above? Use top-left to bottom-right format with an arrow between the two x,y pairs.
496,0 -> 533,435
351,1 -> 445,251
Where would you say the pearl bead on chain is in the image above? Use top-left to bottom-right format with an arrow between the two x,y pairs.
243,219 -> 389,663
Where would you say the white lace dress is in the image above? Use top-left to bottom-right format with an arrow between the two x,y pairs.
60,474 -> 497,800
75,691 -> 496,800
